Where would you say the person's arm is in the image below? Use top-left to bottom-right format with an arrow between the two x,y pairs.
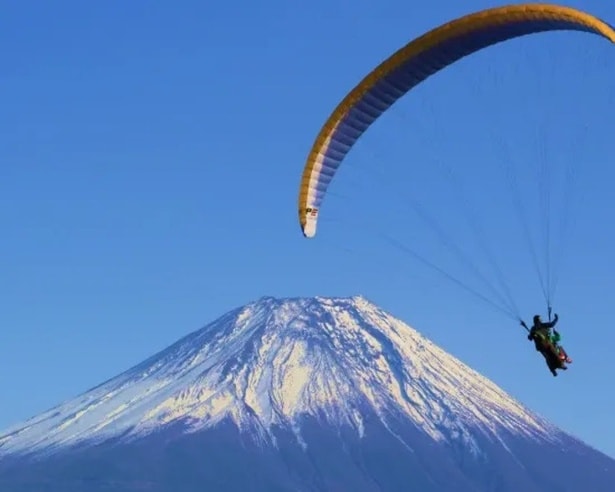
543,313 -> 559,328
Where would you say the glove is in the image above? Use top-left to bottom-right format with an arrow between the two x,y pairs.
527,334 -> 533,341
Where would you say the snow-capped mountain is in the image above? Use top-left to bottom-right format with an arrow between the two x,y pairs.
0,295 -> 558,455
0,295 -> 613,492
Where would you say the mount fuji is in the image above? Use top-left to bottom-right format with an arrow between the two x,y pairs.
0,295 -> 613,491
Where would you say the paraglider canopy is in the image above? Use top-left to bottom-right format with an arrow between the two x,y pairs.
297,3 -> 615,238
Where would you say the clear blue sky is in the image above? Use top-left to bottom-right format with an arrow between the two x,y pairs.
2,0 -> 615,458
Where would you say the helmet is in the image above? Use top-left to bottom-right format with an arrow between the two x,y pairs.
533,314 -> 541,323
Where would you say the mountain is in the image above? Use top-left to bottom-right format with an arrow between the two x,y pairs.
0,295 -> 613,491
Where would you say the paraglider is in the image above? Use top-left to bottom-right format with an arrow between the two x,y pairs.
297,3 -> 615,239
297,3 -> 615,376
522,313 -> 572,377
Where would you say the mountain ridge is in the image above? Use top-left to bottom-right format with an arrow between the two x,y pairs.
0,295 -> 613,491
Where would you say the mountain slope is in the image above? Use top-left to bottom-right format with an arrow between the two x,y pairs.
0,295 -> 613,491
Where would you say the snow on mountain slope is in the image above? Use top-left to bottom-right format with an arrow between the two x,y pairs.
0,295 -> 562,458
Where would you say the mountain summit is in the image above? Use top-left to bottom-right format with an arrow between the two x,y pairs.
0,295 -> 613,491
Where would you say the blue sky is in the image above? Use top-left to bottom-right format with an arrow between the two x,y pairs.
2,0 -> 615,458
